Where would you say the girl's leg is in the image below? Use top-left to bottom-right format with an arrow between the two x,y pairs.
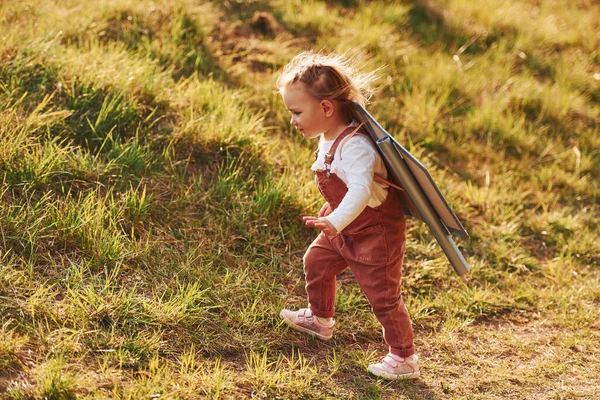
303,233 -> 348,318
350,255 -> 415,358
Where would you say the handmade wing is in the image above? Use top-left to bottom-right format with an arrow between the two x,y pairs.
351,102 -> 470,276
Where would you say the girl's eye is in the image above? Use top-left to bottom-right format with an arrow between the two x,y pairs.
293,112 -> 301,116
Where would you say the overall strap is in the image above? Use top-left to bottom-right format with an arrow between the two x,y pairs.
320,122 -> 407,193
374,174 -> 405,192
324,123 -> 365,167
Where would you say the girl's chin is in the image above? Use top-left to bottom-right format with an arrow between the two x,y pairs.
301,131 -> 318,139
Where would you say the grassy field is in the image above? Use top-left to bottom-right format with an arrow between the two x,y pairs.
0,0 -> 599,398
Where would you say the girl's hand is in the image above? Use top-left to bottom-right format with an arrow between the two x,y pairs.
318,202 -> 331,218
303,216 -> 338,237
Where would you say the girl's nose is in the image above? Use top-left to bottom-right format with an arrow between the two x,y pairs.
290,116 -> 296,126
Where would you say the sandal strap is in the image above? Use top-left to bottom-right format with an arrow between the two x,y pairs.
383,355 -> 399,368
297,308 -> 314,322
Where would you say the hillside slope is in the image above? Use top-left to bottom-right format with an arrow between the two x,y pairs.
1,0 -> 599,398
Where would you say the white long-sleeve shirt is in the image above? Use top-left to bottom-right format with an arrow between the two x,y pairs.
311,130 -> 389,232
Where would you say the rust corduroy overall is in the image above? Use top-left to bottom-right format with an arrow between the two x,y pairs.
304,126 -> 415,357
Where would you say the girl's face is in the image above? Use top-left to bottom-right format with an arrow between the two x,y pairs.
281,82 -> 331,140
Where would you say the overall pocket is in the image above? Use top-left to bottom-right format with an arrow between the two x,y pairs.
336,224 -> 389,265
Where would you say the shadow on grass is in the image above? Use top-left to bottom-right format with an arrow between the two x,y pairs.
61,7 -> 232,85
166,133 -> 310,236
0,55 -> 168,155
272,341 -> 441,399
404,0 -> 514,55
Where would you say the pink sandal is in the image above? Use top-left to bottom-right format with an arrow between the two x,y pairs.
280,308 -> 334,341
368,353 -> 420,380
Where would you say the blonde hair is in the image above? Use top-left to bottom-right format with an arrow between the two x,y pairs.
277,51 -> 376,119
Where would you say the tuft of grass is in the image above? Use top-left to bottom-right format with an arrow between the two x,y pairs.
242,349 -> 325,397
0,320 -> 28,375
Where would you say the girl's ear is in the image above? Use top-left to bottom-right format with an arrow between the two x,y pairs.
320,100 -> 335,117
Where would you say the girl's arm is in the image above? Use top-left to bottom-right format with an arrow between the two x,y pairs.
325,180 -> 371,232
324,138 -> 376,232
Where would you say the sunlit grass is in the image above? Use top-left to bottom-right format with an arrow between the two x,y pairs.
0,0 -> 598,398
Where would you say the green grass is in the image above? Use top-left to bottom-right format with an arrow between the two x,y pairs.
1,0 -> 599,398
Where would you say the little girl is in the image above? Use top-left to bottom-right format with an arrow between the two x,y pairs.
277,52 -> 420,380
